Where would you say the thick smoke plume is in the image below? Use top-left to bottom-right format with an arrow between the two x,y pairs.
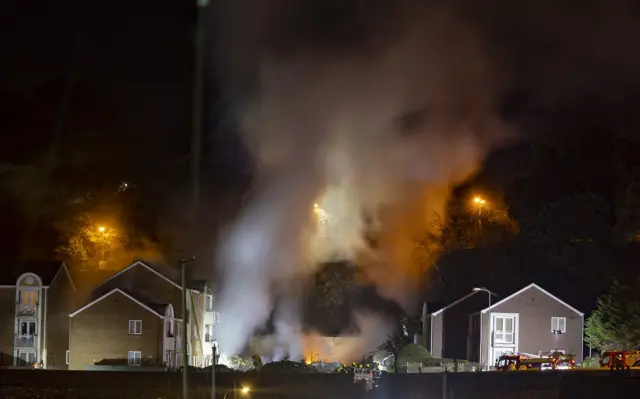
212,0 -> 511,358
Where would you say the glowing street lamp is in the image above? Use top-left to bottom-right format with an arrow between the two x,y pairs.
473,196 -> 486,216
222,383 -> 251,399
98,226 -> 106,233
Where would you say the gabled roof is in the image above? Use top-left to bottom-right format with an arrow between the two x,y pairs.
97,260 -> 182,290
0,261 -> 75,289
69,288 -> 165,319
52,262 -> 76,292
481,283 -> 584,316
430,291 -> 482,316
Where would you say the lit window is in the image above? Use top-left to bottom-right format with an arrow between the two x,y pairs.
551,317 -> 566,333
65,350 -> 70,365
128,320 -> 142,335
128,351 -> 142,366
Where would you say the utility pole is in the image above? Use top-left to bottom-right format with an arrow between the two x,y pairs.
191,0 -> 208,397
211,339 -> 217,399
181,257 -> 195,399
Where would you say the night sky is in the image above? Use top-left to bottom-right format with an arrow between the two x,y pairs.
3,0 -> 640,319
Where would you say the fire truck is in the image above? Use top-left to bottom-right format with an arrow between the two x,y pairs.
599,350 -> 640,371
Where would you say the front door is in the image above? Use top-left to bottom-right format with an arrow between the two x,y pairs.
17,350 -> 36,367
489,313 -> 519,365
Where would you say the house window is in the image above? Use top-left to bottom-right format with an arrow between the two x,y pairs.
493,316 -> 515,344
65,350 -> 69,365
204,324 -> 212,343
205,295 -> 213,312
128,351 -> 142,366
166,320 -> 173,337
19,290 -> 38,306
192,356 -> 198,367
193,326 -> 199,340
551,317 -> 566,333
128,320 -> 142,335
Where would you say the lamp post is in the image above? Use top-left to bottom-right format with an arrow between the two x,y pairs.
473,197 -> 486,216
180,257 -> 196,399
211,339 -> 218,399
473,287 -> 497,369
472,196 -> 487,245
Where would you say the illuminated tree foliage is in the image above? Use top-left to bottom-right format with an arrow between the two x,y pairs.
585,279 -> 640,351
55,213 -> 128,268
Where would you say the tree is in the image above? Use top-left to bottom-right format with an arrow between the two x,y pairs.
377,317 -> 428,373
585,279 -> 640,351
395,344 -> 432,370
518,193 -> 612,265
413,204 -> 519,283
55,213 -> 128,268
309,260 -> 356,313
613,181 -> 640,244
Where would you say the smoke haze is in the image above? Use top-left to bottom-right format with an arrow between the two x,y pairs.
212,0 -> 512,358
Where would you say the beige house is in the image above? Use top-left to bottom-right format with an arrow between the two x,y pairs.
0,261 -> 76,369
67,261 -> 217,370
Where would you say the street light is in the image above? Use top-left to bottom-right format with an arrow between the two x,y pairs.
472,287 -> 495,308
211,339 -> 218,399
98,226 -> 106,233
222,383 -> 251,399
473,287 -> 497,369
473,197 -> 486,205
473,196 -> 486,215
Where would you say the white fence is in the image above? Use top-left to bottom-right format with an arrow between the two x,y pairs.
405,360 -> 483,373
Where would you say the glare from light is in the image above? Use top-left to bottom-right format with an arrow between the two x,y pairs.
240,386 -> 251,395
98,226 -> 106,233
473,196 -> 486,205
313,203 -> 319,209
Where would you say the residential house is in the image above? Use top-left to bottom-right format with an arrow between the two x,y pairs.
429,283 -> 584,366
68,260 -> 218,370
429,290 -> 490,362
0,261 -> 76,368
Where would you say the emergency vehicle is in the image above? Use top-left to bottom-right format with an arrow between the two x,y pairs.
599,350 -> 640,370
495,353 -> 575,371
